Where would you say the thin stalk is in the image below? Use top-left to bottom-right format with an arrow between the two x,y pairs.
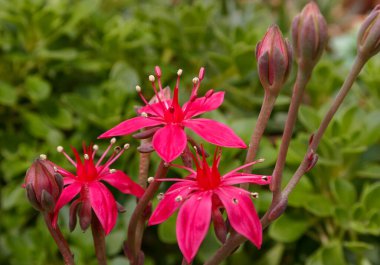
43,213 -> 74,265
126,160 -> 169,264
282,55 -> 366,197
204,55 -> 367,265
138,139 -> 151,189
91,213 -> 107,265
241,93 -> 277,189
270,67 -> 311,201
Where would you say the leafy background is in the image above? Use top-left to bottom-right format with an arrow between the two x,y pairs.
1,0 -> 380,264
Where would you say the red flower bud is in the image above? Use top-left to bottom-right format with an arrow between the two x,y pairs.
357,5 -> 380,59
292,2 -> 328,69
24,155 -> 62,212
256,25 -> 292,96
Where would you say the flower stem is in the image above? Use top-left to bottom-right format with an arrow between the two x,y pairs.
203,55 -> 367,265
43,213 -> 74,265
91,213 -> 107,265
282,55 -> 366,197
126,160 -> 169,264
138,139 -> 151,189
270,67 -> 311,201
241,93 -> 277,188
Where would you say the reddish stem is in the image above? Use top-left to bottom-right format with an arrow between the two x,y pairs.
43,213 -> 74,265
91,213 -> 107,265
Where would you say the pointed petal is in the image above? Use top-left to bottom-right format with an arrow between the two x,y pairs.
184,119 -> 247,148
89,182 -> 118,235
222,173 -> 271,186
138,100 -> 171,117
56,167 -> 76,179
63,177 -> 76,185
177,191 -> 212,263
149,182 -> 197,225
183,92 -> 225,119
100,170 -> 144,197
152,125 -> 187,162
215,186 -> 262,248
53,182 -> 82,227
98,117 -> 164,138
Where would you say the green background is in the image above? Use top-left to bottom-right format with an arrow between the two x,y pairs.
1,0 -> 380,264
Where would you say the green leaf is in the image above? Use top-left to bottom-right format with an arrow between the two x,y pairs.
25,76 -> 51,102
0,80 -> 17,106
330,179 -> 357,207
269,213 -> 312,243
109,62 -> 140,94
307,242 -> 347,265
298,105 -> 320,132
158,213 -> 177,244
361,183 -> 380,212
304,195 -> 334,217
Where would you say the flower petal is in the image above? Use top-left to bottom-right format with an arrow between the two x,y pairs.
88,182 -> 118,235
177,191 -> 212,263
100,170 -> 145,198
53,182 -> 82,227
152,124 -> 187,162
184,119 -> 247,148
183,91 -> 225,119
222,173 -> 271,186
149,182 -> 197,225
138,100 -> 171,117
215,186 -> 262,248
98,117 -> 164,138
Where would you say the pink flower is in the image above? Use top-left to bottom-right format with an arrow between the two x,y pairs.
148,148 -> 271,263
99,67 -> 247,162
52,140 -> 144,235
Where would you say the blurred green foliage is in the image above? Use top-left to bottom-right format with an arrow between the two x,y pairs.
1,0 -> 379,264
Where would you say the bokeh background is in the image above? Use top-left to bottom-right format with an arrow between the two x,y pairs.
1,0 -> 380,264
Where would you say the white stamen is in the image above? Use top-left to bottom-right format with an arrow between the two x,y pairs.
175,195 -> 183,202
192,77 -> 199,84
136,85 -> 141,92
93,144 -> 99,151
141,112 -> 148,118
177,69 -> 183,76
251,192 -> 259,199
57,146 -> 64,153
124,143 -> 130,150
39,154 -> 47,160
147,177 -> 154,183
157,193 -> 164,201
257,158 -> 265,163
109,169 -> 116,173
110,138 -> 117,144
149,75 -> 155,82
84,154 -> 89,160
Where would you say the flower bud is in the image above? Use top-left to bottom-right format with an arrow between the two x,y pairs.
292,2 -> 328,70
24,157 -> 62,212
357,5 -> 380,60
256,25 -> 292,96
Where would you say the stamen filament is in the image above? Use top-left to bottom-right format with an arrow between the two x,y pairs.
96,138 -> 115,167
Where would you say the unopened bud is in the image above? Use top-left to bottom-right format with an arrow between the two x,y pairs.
292,1 -> 328,69
357,5 -> 380,60
79,201 -> 92,231
24,158 -> 62,212
256,25 -> 292,96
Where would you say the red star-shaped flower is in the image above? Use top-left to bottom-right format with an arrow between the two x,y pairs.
99,67 -> 246,162
148,147 -> 271,263
52,140 -> 144,235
